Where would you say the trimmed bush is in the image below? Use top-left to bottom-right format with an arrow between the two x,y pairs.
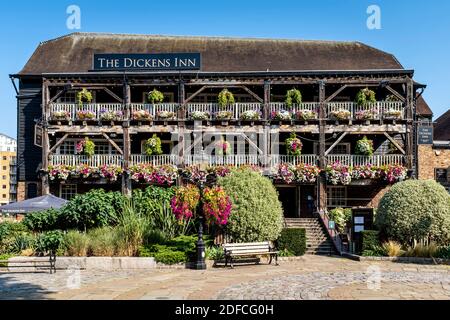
218,169 -> 283,242
153,250 -> 187,264
376,180 -> 450,245
277,228 -> 306,256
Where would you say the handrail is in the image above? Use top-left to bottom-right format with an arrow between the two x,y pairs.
317,209 -> 343,255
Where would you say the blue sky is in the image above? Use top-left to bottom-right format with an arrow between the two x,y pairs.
0,0 -> 449,138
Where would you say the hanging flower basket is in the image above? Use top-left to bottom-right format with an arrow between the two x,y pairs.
143,134 -> 163,156
76,138 -> 95,157
285,88 -> 302,109
218,89 -> 235,109
355,88 -> 376,106
286,132 -> 303,156
147,89 -> 164,104
77,89 -> 93,106
355,136 -> 374,156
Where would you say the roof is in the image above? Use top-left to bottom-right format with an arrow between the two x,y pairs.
416,96 -> 433,117
434,109 -> 450,141
0,194 -> 67,214
18,33 -> 405,75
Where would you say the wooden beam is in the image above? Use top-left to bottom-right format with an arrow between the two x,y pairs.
385,85 -> 406,102
49,89 -> 67,104
240,133 -> 264,155
49,134 -> 69,155
325,132 -> 348,156
102,132 -> 123,155
103,87 -> 123,103
239,85 -> 263,103
383,132 -> 406,155
185,85 -> 208,104
325,85 -> 347,103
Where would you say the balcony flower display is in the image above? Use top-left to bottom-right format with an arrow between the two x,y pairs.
52,110 -> 71,121
329,109 -> 351,121
129,164 -> 178,185
215,138 -> 232,156
99,165 -> 123,182
379,164 -> 407,183
77,110 -> 96,120
355,136 -> 374,156
170,184 -> 200,221
355,108 -> 378,120
157,110 -> 177,120
218,89 -> 235,109
207,165 -> 232,178
383,109 -> 403,120
355,88 -> 376,106
190,111 -> 210,121
48,164 -> 72,181
286,132 -> 303,156
215,110 -> 233,120
75,164 -> 96,179
202,186 -> 232,225
272,163 -> 295,184
143,134 -> 163,156
99,109 -> 122,121
326,161 -> 352,185
240,110 -> 261,121
271,110 -> 292,121
182,165 -> 209,184
351,165 -> 377,180
296,109 -> 317,121
272,163 -> 320,184
76,138 -> 95,157
132,109 -> 153,121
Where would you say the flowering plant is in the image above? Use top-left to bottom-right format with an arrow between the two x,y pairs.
351,165 -> 377,180
157,111 -> 176,120
326,161 -> 352,185
215,139 -> 232,155
379,164 -> 407,183
132,109 -> 153,120
286,132 -> 303,156
52,110 -> 71,121
355,108 -> 378,120
99,165 -> 123,182
355,136 -> 374,156
272,163 -> 296,184
48,164 -> 73,181
296,109 -> 317,121
190,111 -> 210,120
171,184 -> 200,221
272,163 -> 320,184
100,109 -> 122,121
182,166 -> 209,184
76,138 -> 95,157
383,109 -> 403,120
202,186 -> 232,225
329,109 -> 351,121
240,110 -> 260,120
74,164 -> 96,178
215,110 -> 233,120
271,110 -> 292,121
129,164 -> 178,185
77,110 -> 96,120
355,88 -> 376,106
207,165 -> 232,178
143,134 -> 163,156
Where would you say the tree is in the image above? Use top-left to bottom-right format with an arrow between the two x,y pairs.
376,180 -> 450,245
218,169 -> 284,242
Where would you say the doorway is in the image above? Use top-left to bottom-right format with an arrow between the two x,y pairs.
300,185 -> 315,218
277,186 -> 298,218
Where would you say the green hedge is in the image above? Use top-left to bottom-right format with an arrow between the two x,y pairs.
361,230 -> 386,256
277,228 -> 306,256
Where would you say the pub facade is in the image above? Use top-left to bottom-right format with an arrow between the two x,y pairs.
11,33 -> 432,220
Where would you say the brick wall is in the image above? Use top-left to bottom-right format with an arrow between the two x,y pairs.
418,145 -> 450,180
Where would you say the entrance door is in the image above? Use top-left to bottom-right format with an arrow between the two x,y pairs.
300,185 -> 315,218
277,186 -> 298,218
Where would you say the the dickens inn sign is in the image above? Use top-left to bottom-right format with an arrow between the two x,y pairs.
93,53 -> 201,71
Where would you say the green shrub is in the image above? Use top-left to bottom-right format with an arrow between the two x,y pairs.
403,243 -> 439,258
436,246 -> 450,259
205,245 -> 224,261
0,253 -> 13,267
59,189 -> 125,231
218,169 -> 283,242
87,227 -> 116,256
35,230 -> 64,254
143,229 -> 168,245
360,230 -> 386,256
153,250 -> 187,265
278,248 -> 295,257
376,180 -> 450,245
22,209 -> 61,232
328,208 -> 352,233
10,233 -> 35,254
277,228 -> 306,256
63,231 -> 89,256
0,222 -> 31,254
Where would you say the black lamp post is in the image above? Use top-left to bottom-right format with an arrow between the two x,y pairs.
193,180 -> 207,270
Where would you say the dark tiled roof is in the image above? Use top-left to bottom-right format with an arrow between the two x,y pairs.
416,96 -> 433,117
434,109 -> 450,141
18,33 -> 405,74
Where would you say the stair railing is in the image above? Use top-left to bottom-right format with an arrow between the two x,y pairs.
316,209 -> 343,255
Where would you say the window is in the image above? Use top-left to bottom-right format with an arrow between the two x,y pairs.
2,156 -> 6,161
59,141 -> 76,155
2,194 -> 6,199
2,176 -> 6,180
27,183 -> 38,199
60,184 -> 77,200
2,185 -> 6,189
435,168 -> 448,184
2,166 -> 6,171
57,91 -> 77,103
327,186 -> 347,207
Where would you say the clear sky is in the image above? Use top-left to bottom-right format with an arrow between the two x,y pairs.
0,0 -> 449,138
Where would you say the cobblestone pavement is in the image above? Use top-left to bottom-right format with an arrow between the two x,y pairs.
1,255 -> 450,300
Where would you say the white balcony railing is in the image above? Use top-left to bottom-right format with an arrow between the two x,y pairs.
269,103 -> 319,120
326,155 -> 405,167
130,154 -> 178,166
187,103 -> 263,120
49,155 -> 123,167
327,101 -> 404,120
184,154 -> 261,166
49,103 -> 124,121
271,155 -> 318,166
130,103 -> 178,120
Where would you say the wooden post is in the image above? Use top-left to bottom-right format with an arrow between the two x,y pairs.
41,79 -> 50,196
405,79 -> 414,170
122,80 -> 132,197
318,80 -> 327,211
178,81 -> 186,172
263,80 -> 271,167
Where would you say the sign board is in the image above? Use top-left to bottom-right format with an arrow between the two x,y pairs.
93,53 -> 201,71
328,220 -> 335,230
34,124 -> 43,148
418,126 -> 433,145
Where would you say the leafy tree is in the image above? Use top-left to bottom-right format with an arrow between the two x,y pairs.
22,209 -> 61,232
218,169 -> 284,242
376,180 -> 450,245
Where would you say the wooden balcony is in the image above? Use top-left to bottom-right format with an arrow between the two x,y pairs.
326,101 -> 404,121
49,154 -> 123,167
269,103 -> 319,120
49,103 -> 123,122
130,103 -> 178,121
326,154 -> 405,166
271,155 -> 318,166
186,103 -> 262,121
130,154 -> 178,166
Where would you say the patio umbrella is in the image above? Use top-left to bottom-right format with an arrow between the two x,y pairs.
0,194 -> 68,214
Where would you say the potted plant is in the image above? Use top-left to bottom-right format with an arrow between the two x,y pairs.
76,138 -> 95,157
52,110 -> 71,121
157,110 -> 177,120
295,109 -> 316,121
355,136 -> 374,156
270,110 -> 292,121
132,109 -> 153,121
218,89 -> 235,109
329,109 -> 351,121
76,110 -> 96,121
143,134 -> 163,156
147,89 -> 164,104
190,111 -> 210,121
215,110 -> 233,121
99,109 -> 123,122
355,88 -> 376,106
285,132 -> 303,156
77,89 -> 93,106
285,88 -> 302,109
240,110 -> 260,121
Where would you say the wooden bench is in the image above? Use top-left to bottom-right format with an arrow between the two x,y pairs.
223,242 -> 278,268
0,253 -> 56,274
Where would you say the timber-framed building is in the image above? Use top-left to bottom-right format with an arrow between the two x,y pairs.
11,33 -> 432,221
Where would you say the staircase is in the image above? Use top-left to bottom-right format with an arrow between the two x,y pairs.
284,218 -> 336,255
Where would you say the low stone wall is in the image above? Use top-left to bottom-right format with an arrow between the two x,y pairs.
342,252 -> 450,265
